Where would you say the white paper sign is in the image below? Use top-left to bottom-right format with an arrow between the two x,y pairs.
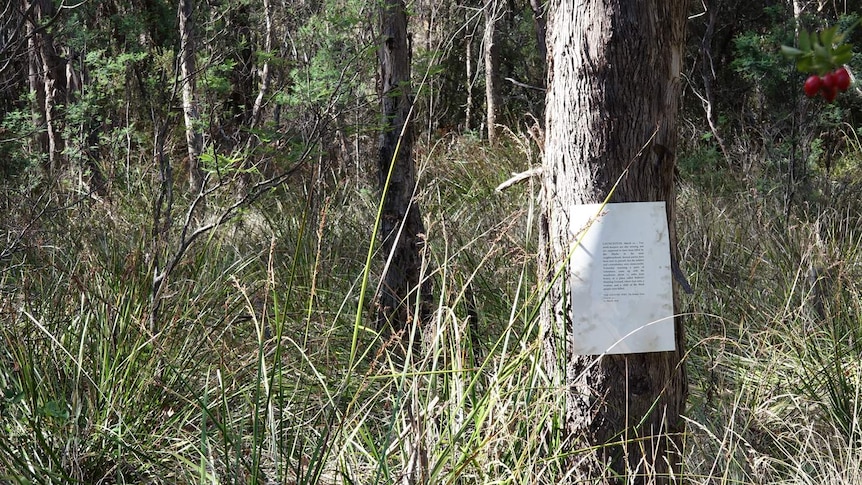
569,202 -> 675,355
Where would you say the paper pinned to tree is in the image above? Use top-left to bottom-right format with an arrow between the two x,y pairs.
569,201 -> 675,355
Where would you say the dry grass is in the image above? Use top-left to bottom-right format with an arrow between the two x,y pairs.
2,132 -> 862,483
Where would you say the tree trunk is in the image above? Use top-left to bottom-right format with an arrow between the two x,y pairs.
25,0 -> 47,161
464,8 -> 475,131
699,1 -> 729,163
237,0 -> 273,197
539,1 -> 687,482
376,0 -> 430,345
482,0 -> 501,144
178,0 -> 203,193
249,0 -> 272,130
25,0 -> 65,175
41,40 -> 60,174
529,0 -> 547,74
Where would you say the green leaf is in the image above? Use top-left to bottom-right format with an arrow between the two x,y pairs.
799,30 -> 811,51
39,400 -> 69,420
833,31 -> 846,45
811,57 -> 831,75
2,387 -> 23,404
813,43 -> 831,63
834,44 -> 853,64
781,45 -> 804,57
820,26 -> 837,46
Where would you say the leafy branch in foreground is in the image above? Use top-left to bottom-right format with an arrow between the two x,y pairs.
782,22 -> 858,102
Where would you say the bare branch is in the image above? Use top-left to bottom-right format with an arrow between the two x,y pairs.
495,166 -> 542,192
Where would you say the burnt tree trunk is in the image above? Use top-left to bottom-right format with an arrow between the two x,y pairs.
539,1 -> 687,482
376,0 -> 430,341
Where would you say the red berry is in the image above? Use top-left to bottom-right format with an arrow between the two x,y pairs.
822,85 -> 838,102
804,75 -> 823,97
823,72 -> 837,90
834,67 -> 851,91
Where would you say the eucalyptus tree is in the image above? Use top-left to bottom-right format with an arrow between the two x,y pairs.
539,0 -> 688,482
376,0 -> 430,342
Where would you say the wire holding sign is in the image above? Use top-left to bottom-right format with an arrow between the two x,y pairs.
569,202 -> 675,355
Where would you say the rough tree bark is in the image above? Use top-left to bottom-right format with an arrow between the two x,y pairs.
178,0 -> 204,193
40,32 -> 60,173
376,0 -> 430,342
25,0 -> 65,174
539,1 -> 687,482
482,0 -> 501,144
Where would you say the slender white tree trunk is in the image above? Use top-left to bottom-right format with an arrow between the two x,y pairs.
249,0 -> 272,129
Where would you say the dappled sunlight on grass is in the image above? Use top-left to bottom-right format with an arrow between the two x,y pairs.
4,131 -> 862,483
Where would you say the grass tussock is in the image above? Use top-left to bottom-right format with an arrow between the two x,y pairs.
3,130 -> 862,484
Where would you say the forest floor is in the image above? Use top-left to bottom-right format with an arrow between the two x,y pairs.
3,133 -> 862,484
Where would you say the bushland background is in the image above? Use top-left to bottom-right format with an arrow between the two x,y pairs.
2,1 -> 862,483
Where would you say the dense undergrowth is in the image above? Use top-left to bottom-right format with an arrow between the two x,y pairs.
3,131 -> 862,484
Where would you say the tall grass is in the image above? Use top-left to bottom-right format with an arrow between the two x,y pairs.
678,174 -> 862,483
3,133 -> 862,484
